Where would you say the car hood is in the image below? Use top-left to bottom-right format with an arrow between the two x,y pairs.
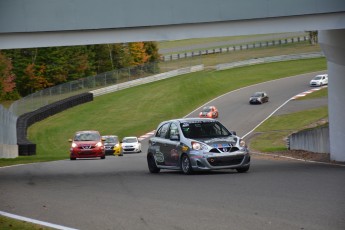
74,140 -> 99,145
193,136 -> 238,146
104,142 -> 117,145
122,142 -> 138,146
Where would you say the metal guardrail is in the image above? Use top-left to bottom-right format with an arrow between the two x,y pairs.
288,126 -> 330,153
91,65 -> 204,97
162,36 -> 310,61
9,62 -> 160,117
216,52 -> 324,71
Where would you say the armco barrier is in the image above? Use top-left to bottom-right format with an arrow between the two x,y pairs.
288,126 -> 330,154
216,52 -> 324,71
17,93 -> 93,156
91,65 -> 204,97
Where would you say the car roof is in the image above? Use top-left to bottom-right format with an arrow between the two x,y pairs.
122,136 -> 137,139
315,74 -> 328,77
102,135 -> 118,138
161,117 -> 216,125
75,130 -> 100,134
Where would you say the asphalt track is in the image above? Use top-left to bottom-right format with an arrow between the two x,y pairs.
1,71 -> 344,230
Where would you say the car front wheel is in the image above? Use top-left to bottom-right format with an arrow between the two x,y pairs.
147,153 -> 160,173
181,154 -> 193,175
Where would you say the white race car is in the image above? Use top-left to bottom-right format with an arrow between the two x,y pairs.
121,136 -> 142,153
310,74 -> 328,87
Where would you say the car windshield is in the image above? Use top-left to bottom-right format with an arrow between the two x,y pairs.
202,107 -> 212,112
313,76 -> 322,80
252,92 -> 262,97
180,121 -> 231,139
104,137 -> 117,143
74,132 -> 100,141
123,138 -> 137,143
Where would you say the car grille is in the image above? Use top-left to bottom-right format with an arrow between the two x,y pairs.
209,147 -> 239,153
207,155 -> 244,166
79,145 -> 95,150
124,148 -> 135,151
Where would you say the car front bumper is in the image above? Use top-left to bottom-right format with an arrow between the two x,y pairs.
122,147 -> 140,153
70,148 -> 105,158
188,151 -> 250,171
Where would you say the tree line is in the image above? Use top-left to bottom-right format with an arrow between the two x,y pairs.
0,42 -> 160,100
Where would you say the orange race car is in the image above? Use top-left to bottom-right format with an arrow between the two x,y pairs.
198,106 -> 219,118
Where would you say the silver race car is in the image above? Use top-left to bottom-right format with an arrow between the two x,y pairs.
147,118 -> 250,174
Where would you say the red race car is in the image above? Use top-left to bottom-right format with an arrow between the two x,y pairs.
69,130 -> 105,160
199,106 -> 219,118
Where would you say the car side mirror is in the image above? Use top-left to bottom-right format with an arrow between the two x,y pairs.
231,131 -> 237,136
170,134 -> 180,141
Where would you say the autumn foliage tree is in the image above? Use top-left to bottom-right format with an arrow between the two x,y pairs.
22,63 -> 52,94
1,41 -> 160,98
128,42 -> 149,66
0,51 -> 18,100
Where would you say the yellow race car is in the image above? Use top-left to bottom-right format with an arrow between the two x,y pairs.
102,135 -> 123,156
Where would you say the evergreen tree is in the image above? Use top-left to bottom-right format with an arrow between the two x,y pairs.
144,41 -> 160,62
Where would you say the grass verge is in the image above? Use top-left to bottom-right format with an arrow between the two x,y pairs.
297,87 -> 328,100
249,106 -> 328,152
158,41 -> 321,71
0,215 -> 53,230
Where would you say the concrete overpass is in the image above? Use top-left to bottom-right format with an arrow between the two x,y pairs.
0,0 -> 345,162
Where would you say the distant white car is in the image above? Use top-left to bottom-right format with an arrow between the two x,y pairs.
121,136 -> 142,153
310,74 -> 328,87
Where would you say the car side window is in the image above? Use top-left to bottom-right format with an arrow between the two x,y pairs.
213,123 -> 228,136
168,123 -> 179,139
156,123 -> 170,138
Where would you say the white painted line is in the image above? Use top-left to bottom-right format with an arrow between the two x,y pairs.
242,98 -> 293,139
243,86 -> 328,138
0,211 -> 78,230
184,71 -> 326,118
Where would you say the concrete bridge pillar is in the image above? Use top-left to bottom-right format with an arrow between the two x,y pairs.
319,29 -> 345,162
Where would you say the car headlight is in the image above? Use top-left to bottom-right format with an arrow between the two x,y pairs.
191,141 -> 208,151
239,139 -> 246,147
71,142 -> 78,148
96,142 -> 103,147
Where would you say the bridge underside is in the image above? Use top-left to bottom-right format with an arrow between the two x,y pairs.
0,12 -> 344,49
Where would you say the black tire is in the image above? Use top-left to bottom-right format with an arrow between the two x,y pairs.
236,165 -> 250,173
70,157 -> 76,160
147,153 -> 160,173
101,156 -> 106,159
181,154 -> 193,175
